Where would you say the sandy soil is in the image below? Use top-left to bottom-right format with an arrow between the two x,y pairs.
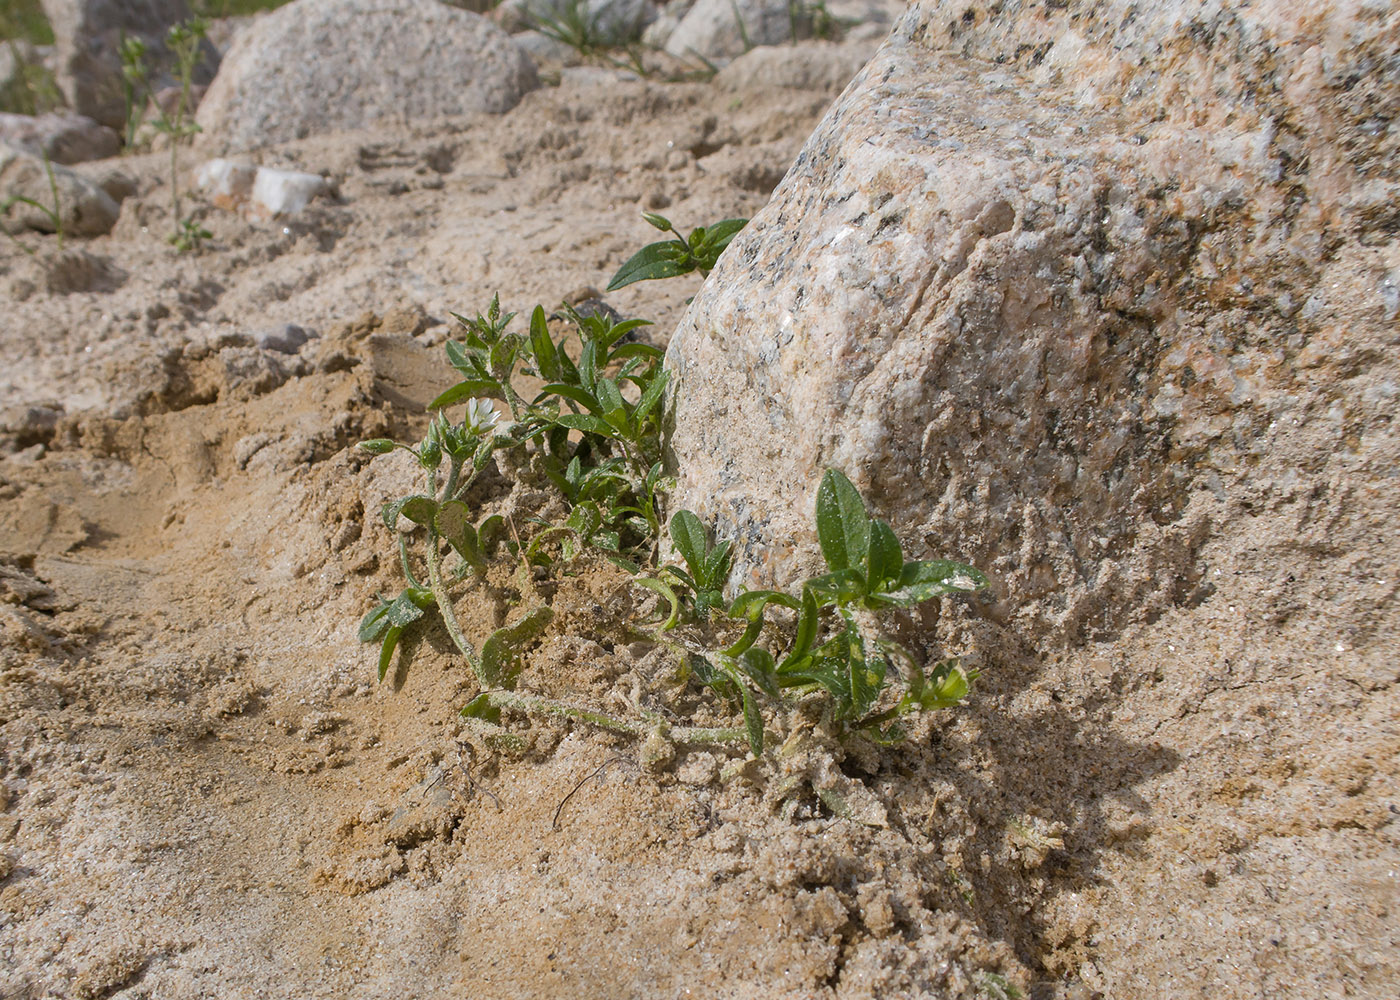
0,48 -> 1396,1000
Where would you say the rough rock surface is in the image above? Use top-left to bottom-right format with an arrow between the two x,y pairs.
0,111 -> 120,164
0,139 -> 120,234
196,0 -> 539,152
714,40 -> 875,94
664,0 -> 798,62
667,0 -> 1400,639
39,0 -> 218,129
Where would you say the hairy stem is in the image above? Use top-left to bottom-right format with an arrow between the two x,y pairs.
475,690 -> 748,746
424,468 -> 486,683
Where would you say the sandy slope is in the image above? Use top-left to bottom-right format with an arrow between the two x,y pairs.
1,55 -> 1396,1000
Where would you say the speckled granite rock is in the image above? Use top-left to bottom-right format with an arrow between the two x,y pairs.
0,111 -> 120,164
713,41 -> 876,94
665,0 -> 1400,639
40,0 -> 219,130
196,0 -> 538,152
663,0 -> 797,62
0,140 -> 120,235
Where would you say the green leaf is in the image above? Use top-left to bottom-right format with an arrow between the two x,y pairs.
815,468 -> 870,574
876,560 -> 989,605
480,605 -> 555,689
358,602 -> 392,643
804,568 -> 867,606
382,495 -> 438,531
722,590 -> 798,657
577,340 -> 598,391
695,217 -> 747,251
477,513 -> 508,557
566,501 -> 602,539
866,519 -> 904,592
632,366 -> 669,425
669,510 -> 708,579
554,413 -> 618,438
459,692 -> 500,723
734,647 -> 780,700
428,379 -> 499,410
599,319 -> 653,353
594,377 -> 628,430
529,306 -> 559,381
921,659 -> 973,710
606,240 -> 691,291
846,625 -> 885,720
633,576 -> 681,630
727,589 -> 801,617
435,500 -> 486,571
779,586 -> 821,670
398,495 -> 438,527
378,626 -> 403,682
540,383 -> 604,415
386,591 -> 427,627
641,212 -> 672,232
702,538 -> 733,590
358,438 -> 397,454
608,342 -> 665,363
740,684 -> 764,757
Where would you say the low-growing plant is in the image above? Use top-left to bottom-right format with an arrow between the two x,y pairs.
0,150 -> 62,254
119,17 -> 212,251
606,212 -> 747,290
356,213 -> 989,765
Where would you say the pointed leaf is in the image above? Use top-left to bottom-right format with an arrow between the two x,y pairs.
595,377 -> 628,430
779,586 -> 821,671
866,519 -> 904,592
554,413 -> 617,438
630,369 -> 669,427
607,342 -> 664,363
695,217 -> 747,250
529,306 -> 560,381
606,240 -> 691,291
539,383 -> 604,415
734,647 -> 779,700
358,603 -> 392,643
815,469 -> 870,573
740,684 -> 764,757
378,626 -> 403,682
702,538 -> 733,591
429,380 -> 500,410
669,510 -> 708,578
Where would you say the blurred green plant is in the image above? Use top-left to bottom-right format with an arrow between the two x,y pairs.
0,149 -> 62,254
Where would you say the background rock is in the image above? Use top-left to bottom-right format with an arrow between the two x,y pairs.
196,0 -> 539,152
39,0 -> 219,130
663,0 -> 798,63
713,40 -> 874,94
665,0 -> 1400,641
0,111 -> 120,163
496,0 -> 657,45
0,139 -> 119,234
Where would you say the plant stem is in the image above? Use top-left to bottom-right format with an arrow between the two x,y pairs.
472,689 -> 749,746
41,155 -> 61,251
424,467 -> 486,683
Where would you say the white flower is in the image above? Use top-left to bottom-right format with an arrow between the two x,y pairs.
465,397 -> 500,436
